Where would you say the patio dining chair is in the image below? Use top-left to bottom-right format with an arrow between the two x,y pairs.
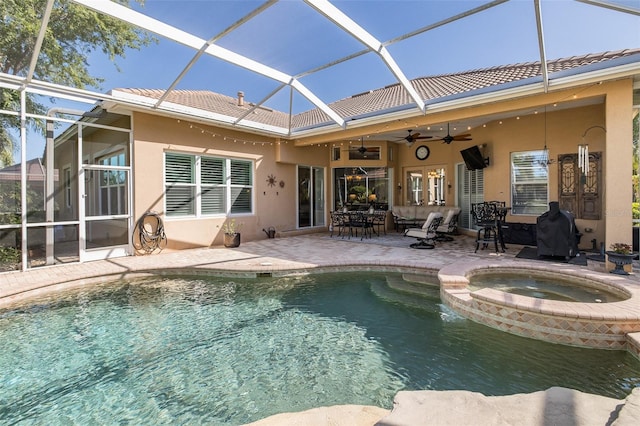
371,210 -> 387,236
329,211 -> 347,238
346,210 -> 374,240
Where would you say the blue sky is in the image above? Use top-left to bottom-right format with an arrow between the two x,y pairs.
20,0 -> 640,161
84,0 -> 640,114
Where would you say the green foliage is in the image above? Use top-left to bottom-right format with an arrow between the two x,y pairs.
0,247 -> 20,265
222,219 -> 243,235
633,202 -> 640,220
0,0 -> 154,166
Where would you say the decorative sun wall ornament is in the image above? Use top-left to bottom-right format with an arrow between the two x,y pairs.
266,174 -> 277,187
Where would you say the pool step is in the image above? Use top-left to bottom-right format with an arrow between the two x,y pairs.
385,274 -> 440,299
401,273 -> 440,287
370,281 -> 441,314
369,273 -> 442,311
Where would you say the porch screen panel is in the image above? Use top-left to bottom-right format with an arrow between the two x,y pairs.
165,153 -> 195,217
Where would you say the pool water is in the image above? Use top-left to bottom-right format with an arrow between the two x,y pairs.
1,272 -> 638,425
468,273 -> 625,302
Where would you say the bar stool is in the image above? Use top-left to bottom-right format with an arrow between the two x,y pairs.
471,202 -> 500,253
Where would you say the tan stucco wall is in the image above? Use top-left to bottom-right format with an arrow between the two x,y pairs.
604,79 -> 634,253
130,78 -> 635,253
394,100 -> 608,249
132,113 -> 329,250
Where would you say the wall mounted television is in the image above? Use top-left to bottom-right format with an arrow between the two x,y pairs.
460,145 -> 487,171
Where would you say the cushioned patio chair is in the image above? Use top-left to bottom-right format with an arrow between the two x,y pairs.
436,208 -> 461,242
404,212 -> 443,249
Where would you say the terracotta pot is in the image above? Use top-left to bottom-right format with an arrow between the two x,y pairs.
223,233 -> 241,248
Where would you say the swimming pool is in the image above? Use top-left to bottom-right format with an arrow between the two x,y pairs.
1,272 -> 639,424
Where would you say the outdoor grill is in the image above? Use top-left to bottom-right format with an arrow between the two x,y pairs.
536,202 -> 579,259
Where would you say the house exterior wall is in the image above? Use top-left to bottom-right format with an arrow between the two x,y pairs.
131,112 -> 329,250
377,79 -> 634,255
390,92 -> 616,250
129,79 -> 634,255
604,78 -> 634,254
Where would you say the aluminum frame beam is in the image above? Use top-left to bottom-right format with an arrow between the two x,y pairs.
534,0 -> 549,93
305,0 -> 426,114
70,0 -> 345,128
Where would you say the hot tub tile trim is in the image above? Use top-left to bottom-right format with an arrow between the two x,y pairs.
439,260 -> 640,357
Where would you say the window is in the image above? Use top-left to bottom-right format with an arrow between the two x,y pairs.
332,147 -> 340,161
407,170 -> 423,206
511,150 -> 548,215
348,146 -> 380,160
98,152 -> 126,215
165,153 -> 195,216
333,167 -> 388,210
165,153 -> 253,217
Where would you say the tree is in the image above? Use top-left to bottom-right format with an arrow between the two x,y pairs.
0,0 -> 154,167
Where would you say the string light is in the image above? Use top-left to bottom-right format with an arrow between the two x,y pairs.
173,81 -> 599,148
176,119 -> 286,145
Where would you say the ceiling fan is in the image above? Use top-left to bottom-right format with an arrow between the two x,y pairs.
434,123 -> 472,144
396,129 -> 433,146
346,137 -> 374,154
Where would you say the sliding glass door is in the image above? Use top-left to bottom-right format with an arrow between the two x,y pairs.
298,166 -> 325,228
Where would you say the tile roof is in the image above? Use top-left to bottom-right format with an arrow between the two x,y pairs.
116,88 -> 292,129
118,49 -> 640,133
292,48 -> 640,129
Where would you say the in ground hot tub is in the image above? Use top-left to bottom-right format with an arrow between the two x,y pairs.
439,263 -> 640,351
468,272 -> 628,303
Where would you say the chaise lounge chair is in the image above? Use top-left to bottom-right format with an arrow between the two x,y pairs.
404,212 -> 443,249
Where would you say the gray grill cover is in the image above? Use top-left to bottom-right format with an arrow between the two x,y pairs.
536,202 -> 578,258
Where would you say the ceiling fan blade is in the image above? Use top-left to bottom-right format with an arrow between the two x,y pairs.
413,135 -> 434,139
453,133 -> 472,140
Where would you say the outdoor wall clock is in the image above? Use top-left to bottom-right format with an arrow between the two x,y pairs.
415,145 -> 430,160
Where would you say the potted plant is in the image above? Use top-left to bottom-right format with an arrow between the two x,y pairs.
606,243 -> 634,275
222,219 -> 242,248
